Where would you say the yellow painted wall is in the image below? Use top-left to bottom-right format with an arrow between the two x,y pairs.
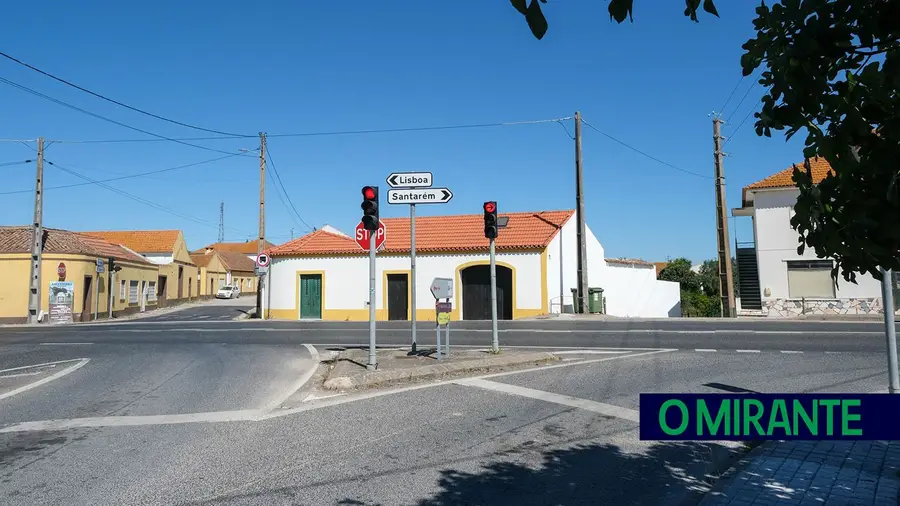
230,270 -> 257,294
158,232 -> 199,301
0,253 -> 158,321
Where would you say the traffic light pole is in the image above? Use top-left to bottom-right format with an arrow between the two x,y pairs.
367,231 -> 377,369
489,237 -> 499,353
880,268 -> 899,394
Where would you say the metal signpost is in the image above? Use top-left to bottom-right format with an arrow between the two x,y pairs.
94,258 -> 104,321
483,202 -> 500,353
431,278 -> 453,360
387,172 -> 452,354
880,268 -> 899,394
255,253 -> 270,318
361,186 -> 382,370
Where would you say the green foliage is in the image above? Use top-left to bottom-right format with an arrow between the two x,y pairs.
510,0 -> 719,39
660,257 -> 738,317
741,0 -> 900,283
659,257 -> 701,292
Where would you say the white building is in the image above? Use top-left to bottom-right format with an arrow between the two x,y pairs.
733,157 -> 899,317
265,209 -> 680,321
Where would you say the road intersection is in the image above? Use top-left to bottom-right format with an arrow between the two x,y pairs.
0,302 -> 896,505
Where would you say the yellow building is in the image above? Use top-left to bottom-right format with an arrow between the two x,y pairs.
82,229 -> 199,307
190,248 -> 259,295
0,226 -> 158,323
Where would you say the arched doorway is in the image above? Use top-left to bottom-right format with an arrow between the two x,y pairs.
460,264 -> 513,320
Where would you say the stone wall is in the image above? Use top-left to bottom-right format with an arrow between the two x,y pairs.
763,298 -> 900,318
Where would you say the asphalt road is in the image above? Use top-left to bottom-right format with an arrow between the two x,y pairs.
126,297 -> 254,323
2,317 -> 898,353
0,341 -> 889,505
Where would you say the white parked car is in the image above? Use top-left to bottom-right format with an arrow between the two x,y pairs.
216,285 -> 240,299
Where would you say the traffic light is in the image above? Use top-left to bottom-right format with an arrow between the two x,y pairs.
483,201 -> 498,239
361,186 -> 379,231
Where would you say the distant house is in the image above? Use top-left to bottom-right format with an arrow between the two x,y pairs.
197,240 -> 276,261
265,209 -> 680,321
733,157 -> 900,317
82,229 -> 198,306
0,226 -> 157,323
190,249 -> 258,296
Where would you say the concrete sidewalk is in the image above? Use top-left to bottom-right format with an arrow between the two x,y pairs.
700,440 -> 900,505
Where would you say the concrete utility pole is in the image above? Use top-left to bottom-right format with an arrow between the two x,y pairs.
574,112 -> 589,314
257,132 -> 266,319
27,137 -> 45,324
712,118 -> 736,317
880,268 -> 899,394
218,201 -> 225,243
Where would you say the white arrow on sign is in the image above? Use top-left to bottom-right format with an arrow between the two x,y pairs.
387,187 -> 453,205
386,172 -> 433,188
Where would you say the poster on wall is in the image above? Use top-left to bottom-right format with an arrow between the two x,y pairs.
48,281 -> 75,324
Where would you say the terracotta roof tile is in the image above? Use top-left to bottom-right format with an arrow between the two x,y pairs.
269,210 -> 575,256
82,230 -> 181,254
0,226 -> 152,265
190,252 -> 214,268
196,241 -> 275,255
217,250 -> 256,272
744,157 -> 834,192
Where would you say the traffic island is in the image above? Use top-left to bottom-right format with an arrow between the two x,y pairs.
320,347 -> 558,391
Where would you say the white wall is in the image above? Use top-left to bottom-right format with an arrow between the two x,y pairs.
268,251 -> 544,318
143,254 -> 173,266
754,189 -> 882,300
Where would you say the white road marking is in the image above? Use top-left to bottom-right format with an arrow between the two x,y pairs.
780,350 -> 803,354
695,349 -> 717,352
736,350 -> 761,353
261,343 -> 320,411
0,349 -> 671,432
0,358 -> 90,402
455,377 -> 640,422
552,350 -> 632,355
40,342 -> 94,346
0,371 -> 43,379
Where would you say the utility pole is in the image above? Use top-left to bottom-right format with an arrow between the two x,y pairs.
574,112 -> 589,314
257,133 -> 266,319
713,118 -> 736,317
27,138 -> 45,324
880,268 -> 899,394
218,201 -> 225,243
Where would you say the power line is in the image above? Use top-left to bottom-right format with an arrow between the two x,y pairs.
716,75 -> 746,118
265,143 -> 314,232
0,153 -> 245,195
724,107 -> 759,146
44,159 -> 252,235
0,50 -> 246,137
0,159 -> 32,167
0,75 -> 255,157
725,73 -> 760,123
46,116 -> 575,144
579,118 -> 713,180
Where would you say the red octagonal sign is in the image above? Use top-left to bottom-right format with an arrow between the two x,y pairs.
355,221 -> 386,251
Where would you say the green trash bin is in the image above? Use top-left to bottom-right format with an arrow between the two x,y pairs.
588,287 -> 604,314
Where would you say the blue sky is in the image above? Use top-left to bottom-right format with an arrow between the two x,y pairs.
0,1 -> 803,263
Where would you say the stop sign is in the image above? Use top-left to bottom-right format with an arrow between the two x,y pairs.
57,262 -> 66,280
355,221 -> 386,251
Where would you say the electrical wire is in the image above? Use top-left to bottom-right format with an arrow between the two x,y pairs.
579,118 -> 713,180
717,75 -> 746,118
48,117 -> 575,144
724,73 -> 760,123
724,107 -> 758,146
265,143 -> 314,232
0,159 -> 32,167
0,50 -> 246,137
44,159 -> 252,235
0,153 -> 245,195
0,75 -> 255,157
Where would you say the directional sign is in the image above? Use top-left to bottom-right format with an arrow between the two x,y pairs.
386,172 -> 433,188
431,277 -> 453,299
255,252 -> 270,267
387,188 -> 453,205
355,220 -> 387,251
96,258 -> 105,273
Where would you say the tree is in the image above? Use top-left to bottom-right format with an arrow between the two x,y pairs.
740,0 -> 900,283
697,258 -> 740,299
658,258 -> 700,292
510,0 -> 720,40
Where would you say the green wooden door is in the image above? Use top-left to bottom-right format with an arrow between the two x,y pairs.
300,275 -> 322,319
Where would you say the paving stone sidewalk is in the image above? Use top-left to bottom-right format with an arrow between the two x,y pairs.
700,440 -> 900,505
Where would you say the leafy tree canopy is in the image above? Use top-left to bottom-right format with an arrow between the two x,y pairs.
510,0 -> 720,39
659,258 -> 701,292
740,0 -> 900,283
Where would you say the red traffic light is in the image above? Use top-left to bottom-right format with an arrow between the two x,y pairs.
362,186 -> 376,200
483,202 -> 496,214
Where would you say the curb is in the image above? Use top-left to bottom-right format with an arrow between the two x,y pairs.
695,441 -> 769,506
233,308 -> 256,321
322,351 -> 558,390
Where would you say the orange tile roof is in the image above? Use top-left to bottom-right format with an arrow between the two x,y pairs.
82,230 -> 181,254
217,250 -> 256,272
197,241 -> 275,255
744,157 -> 834,192
269,210 -> 575,256
190,252 -> 214,268
0,226 -> 152,265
